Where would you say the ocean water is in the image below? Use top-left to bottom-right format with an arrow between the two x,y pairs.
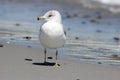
0,0 -> 120,67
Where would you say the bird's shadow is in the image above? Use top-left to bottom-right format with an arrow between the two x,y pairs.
32,62 -> 56,66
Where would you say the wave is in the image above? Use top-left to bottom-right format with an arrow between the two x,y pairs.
1,0 -> 120,13
96,0 -> 120,5
53,0 -> 120,13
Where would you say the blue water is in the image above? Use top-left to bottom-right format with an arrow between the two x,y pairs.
0,1 -> 120,67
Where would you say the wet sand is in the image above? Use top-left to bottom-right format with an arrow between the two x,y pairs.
0,45 -> 120,80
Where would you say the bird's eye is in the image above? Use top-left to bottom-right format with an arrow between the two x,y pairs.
48,15 -> 53,17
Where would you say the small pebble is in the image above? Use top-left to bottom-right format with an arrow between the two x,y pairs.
96,15 -> 102,19
27,45 -> 31,48
25,58 -> 33,61
81,21 -> 86,24
111,54 -> 118,58
0,44 -> 3,47
23,36 -> 32,40
96,30 -> 102,33
82,15 -> 90,18
98,62 -> 102,64
90,19 -> 97,23
75,37 -> 79,40
47,57 -> 53,59
67,28 -> 70,31
73,13 -> 79,17
15,23 -> 20,26
66,15 -> 71,18
10,38 -> 15,40
114,37 -> 119,41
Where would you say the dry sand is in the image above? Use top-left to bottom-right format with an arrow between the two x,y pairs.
0,45 -> 120,80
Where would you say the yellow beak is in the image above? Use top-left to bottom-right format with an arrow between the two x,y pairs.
37,17 -> 45,20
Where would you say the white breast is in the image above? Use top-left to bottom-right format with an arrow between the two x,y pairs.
39,21 -> 66,49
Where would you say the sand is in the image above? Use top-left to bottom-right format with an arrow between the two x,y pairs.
0,45 -> 120,80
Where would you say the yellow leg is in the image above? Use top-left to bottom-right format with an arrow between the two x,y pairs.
54,62 -> 59,67
44,48 -> 47,63
54,50 -> 60,67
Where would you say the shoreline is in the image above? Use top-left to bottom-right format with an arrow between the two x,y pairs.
0,37 -> 120,68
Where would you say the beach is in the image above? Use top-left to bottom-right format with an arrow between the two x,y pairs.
0,0 -> 120,80
0,45 -> 120,80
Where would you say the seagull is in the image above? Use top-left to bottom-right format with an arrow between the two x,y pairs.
37,10 -> 66,67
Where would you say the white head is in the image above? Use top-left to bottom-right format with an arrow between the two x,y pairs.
37,10 -> 62,23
